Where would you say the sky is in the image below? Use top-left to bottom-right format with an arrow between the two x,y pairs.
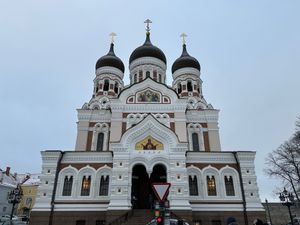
0,0 -> 299,202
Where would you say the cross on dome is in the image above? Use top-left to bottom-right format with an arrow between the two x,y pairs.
144,19 -> 152,33
180,33 -> 187,45
109,32 -> 117,43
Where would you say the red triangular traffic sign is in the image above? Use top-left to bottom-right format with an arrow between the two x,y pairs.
151,182 -> 171,202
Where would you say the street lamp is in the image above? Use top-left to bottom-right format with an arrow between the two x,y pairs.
8,185 -> 23,223
279,188 -> 295,225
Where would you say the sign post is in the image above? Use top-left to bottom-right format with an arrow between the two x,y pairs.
152,183 -> 171,225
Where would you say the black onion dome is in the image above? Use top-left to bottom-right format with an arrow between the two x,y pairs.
129,33 -> 166,64
96,43 -> 125,73
171,44 -> 200,74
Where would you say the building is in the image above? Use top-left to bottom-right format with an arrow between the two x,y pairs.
17,174 -> 40,216
0,167 -> 18,216
31,23 -> 265,225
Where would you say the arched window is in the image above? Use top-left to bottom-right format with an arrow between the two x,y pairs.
114,82 -> 119,94
96,133 -> 104,152
207,176 -> 216,196
81,176 -> 91,196
139,70 -> 143,82
134,74 -> 137,83
192,133 -> 200,151
158,74 -> 162,83
225,176 -> 235,196
187,80 -> 193,92
146,71 -> 150,78
95,86 -> 98,93
189,176 -> 198,196
153,70 -> 157,81
103,80 -> 109,91
99,176 -> 109,196
178,83 -> 182,94
62,176 -> 73,196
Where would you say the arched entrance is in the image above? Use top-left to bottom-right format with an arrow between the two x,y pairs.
131,164 -> 167,209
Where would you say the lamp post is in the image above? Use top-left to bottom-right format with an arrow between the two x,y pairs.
8,185 -> 23,223
279,188 -> 295,225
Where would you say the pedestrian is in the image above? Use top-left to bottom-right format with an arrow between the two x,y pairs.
226,217 -> 238,225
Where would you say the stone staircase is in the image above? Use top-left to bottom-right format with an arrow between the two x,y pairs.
121,209 -> 154,225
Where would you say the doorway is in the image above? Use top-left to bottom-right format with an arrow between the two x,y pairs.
131,164 -> 167,209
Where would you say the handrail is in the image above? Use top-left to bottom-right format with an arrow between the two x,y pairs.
107,209 -> 133,225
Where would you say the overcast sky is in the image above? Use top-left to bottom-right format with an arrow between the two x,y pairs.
0,1 -> 299,202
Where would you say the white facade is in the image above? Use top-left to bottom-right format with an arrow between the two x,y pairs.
32,30 -> 264,225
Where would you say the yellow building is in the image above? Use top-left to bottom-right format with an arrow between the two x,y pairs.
17,175 -> 40,216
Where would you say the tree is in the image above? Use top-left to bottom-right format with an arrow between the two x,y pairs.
265,116 -> 300,200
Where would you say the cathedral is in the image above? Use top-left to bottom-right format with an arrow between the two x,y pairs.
31,21 -> 265,225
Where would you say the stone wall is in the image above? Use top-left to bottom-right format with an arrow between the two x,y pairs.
262,202 -> 300,225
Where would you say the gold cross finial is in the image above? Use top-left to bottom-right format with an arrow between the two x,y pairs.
109,32 -> 117,43
144,19 -> 152,32
180,33 -> 187,45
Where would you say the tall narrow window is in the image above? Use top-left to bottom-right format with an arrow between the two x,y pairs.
134,74 -> 137,83
103,80 -> 109,91
187,80 -> 193,92
81,176 -> 91,196
96,133 -> 104,152
146,71 -> 150,78
158,74 -> 162,83
62,176 -> 73,196
153,70 -> 157,81
178,83 -> 182,94
99,176 -> 109,196
192,133 -> 200,151
189,176 -> 198,196
207,176 -> 216,196
139,70 -> 143,82
225,176 -> 235,196
114,82 -> 119,94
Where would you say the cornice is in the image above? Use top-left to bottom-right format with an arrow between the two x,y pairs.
129,57 -> 166,71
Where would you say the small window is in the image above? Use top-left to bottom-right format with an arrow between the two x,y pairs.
134,74 -> 137,83
153,70 -> 157,81
192,133 -> 200,151
139,70 -> 143,82
81,176 -> 91,196
225,176 -> 235,196
158,74 -> 162,82
103,80 -> 109,91
189,176 -> 198,196
207,176 -> 217,196
76,220 -> 86,225
96,133 -> 104,152
114,82 -> 119,94
146,71 -> 150,78
187,80 -> 193,92
177,83 -> 182,94
3,206 -> 7,212
96,221 -> 105,225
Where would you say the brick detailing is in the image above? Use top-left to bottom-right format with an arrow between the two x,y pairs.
60,163 -> 113,171
85,131 -> 93,151
186,163 -> 238,170
170,122 -> 175,132
203,131 -> 210,151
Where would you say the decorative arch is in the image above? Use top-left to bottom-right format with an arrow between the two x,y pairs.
57,166 -> 78,198
202,166 -> 220,197
219,166 -> 241,198
91,123 -> 109,151
187,123 -> 204,151
118,115 -> 181,151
